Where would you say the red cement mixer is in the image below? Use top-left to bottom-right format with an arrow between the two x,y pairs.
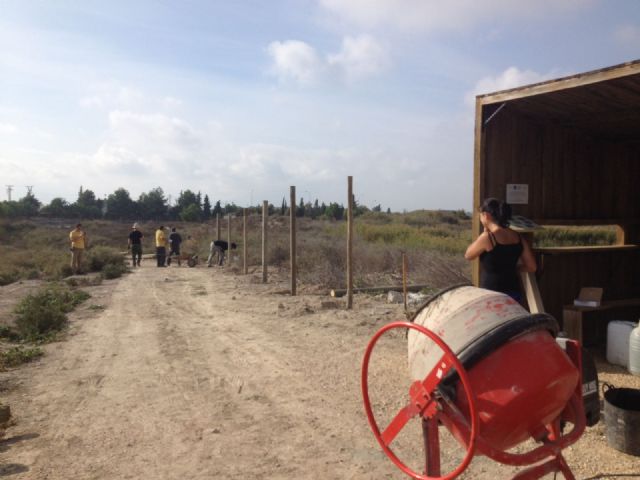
362,285 -> 592,480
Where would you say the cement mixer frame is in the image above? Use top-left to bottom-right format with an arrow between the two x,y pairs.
362,321 -> 586,480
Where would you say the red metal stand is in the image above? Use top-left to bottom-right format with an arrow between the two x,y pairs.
362,321 -> 586,480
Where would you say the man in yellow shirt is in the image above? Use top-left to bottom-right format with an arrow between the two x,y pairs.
69,223 -> 87,274
155,226 -> 168,267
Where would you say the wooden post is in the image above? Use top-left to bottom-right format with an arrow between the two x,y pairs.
347,176 -> 354,309
216,213 -> 221,241
402,252 -> 408,311
243,208 -> 248,275
262,200 -> 268,283
290,186 -> 297,296
227,214 -> 231,246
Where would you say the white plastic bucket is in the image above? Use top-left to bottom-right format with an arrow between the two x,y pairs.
629,324 -> 640,376
606,321 -> 636,367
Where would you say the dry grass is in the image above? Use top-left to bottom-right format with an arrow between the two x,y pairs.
2,214 -> 617,292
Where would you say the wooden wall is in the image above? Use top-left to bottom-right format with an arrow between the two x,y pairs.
479,105 -> 640,325
536,248 -> 640,325
481,107 -> 640,223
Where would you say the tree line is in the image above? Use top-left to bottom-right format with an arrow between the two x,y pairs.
0,186 -> 388,221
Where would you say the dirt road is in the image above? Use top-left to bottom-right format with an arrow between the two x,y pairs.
1,266 -> 639,479
0,266 -> 412,479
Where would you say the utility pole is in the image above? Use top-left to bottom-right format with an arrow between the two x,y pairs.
6,185 -> 13,202
25,186 -> 33,196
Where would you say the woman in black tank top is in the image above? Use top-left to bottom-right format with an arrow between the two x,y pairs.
464,198 -> 536,301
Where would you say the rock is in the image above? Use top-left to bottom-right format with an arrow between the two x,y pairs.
387,291 -> 403,303
0,404 -> 11,425
321,301 -> 341,310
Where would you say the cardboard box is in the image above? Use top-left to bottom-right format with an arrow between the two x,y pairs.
573,287 -> 603,308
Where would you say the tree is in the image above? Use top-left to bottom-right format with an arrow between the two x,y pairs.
41,197 -> 71,217
73,186 -> 101,218
180,203 -> 201,222
280,197 -> 287,216
177,190 -> 199,211
138,187 -> 168,220
174,189 -> 201,221
372,204 -> 382,212
324,202 -> 344,220
202,195 -> 212,220
212,200 -> 222,217
19,192 -> 41,217
105,188 -> 137,220
296,197 -> 305,217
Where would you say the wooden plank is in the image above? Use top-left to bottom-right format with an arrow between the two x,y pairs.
534,245 -> 639,254
290,186 -> 296,296
330,284 -> 433,298
472,97 -> 484,286
477,60 -> 640,105
562,308 -> 584,343
347,176 -> 354,309
520,272 -> 545,313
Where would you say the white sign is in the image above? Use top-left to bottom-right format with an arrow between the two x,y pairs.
506,184 -> 528,205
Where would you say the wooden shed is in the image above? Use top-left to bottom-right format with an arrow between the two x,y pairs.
472,59 -> 640,345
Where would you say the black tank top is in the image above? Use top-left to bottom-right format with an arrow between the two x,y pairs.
479,231 -> 523,295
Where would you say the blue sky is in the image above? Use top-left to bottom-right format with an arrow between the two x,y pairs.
1,0 -> 639,211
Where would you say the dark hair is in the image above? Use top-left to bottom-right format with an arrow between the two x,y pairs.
480,198 -> 512,227
230,242 -> 237,249
76,223 -> 82,228
171,227 -> 176,232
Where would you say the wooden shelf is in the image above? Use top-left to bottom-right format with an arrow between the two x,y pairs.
534,245 -> 639,254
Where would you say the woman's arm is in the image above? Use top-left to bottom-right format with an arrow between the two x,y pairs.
518,236 -> 537,273
465,232 -> 490,260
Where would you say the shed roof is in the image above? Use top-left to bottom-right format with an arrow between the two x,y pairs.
477,59 -> 640,142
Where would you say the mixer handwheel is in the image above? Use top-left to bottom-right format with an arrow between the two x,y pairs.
361,321 -> 478,480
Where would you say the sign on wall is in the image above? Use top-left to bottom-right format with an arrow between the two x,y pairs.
506,184 -> 528,205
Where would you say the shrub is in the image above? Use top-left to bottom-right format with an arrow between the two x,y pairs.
13,286 -> 90,340
87,246 -> 126,272
59,265 -> 74,278
0,346 -> 43,368
0,270 -> 20,286
101,263 -> 126,279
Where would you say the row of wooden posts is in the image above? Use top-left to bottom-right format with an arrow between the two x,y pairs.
216,176 -> 414,311
216,176 -> 357,309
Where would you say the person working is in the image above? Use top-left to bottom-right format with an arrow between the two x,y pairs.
167,227 -> 182,266
464,198 -> 536,302
155,226 -> 168,267
128,223 -> 144,267
207,240 -> 237,267
69,223 -> 87,274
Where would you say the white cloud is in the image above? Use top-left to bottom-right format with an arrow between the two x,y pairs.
0,123 -> 19,135
268,35 -> 389,85
319,0 -> 593,33
465,67 -> 558,105
614,24 -> 640,44
267,40 -> 323,84
327,35 -> 389,82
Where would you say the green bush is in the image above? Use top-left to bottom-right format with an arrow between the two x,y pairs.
0,270 -> 20,286
0,346 -> 43,368
533,226 -> 617,247
101,263 -> 126,279
87,246 -> 126,272
13,286 -> 90,340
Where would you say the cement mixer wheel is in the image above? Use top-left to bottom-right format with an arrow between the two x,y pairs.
361,321 -> 478,480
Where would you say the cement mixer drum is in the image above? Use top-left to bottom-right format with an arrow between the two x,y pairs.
408,285 -> 579,451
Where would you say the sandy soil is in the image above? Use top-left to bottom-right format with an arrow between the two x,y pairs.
0,264 -> 639,479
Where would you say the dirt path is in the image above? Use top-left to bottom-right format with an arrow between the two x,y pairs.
1,266 -> 639,479
0,266 -> 411,479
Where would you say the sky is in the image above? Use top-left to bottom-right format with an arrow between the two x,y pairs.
1,1 -> 639,211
